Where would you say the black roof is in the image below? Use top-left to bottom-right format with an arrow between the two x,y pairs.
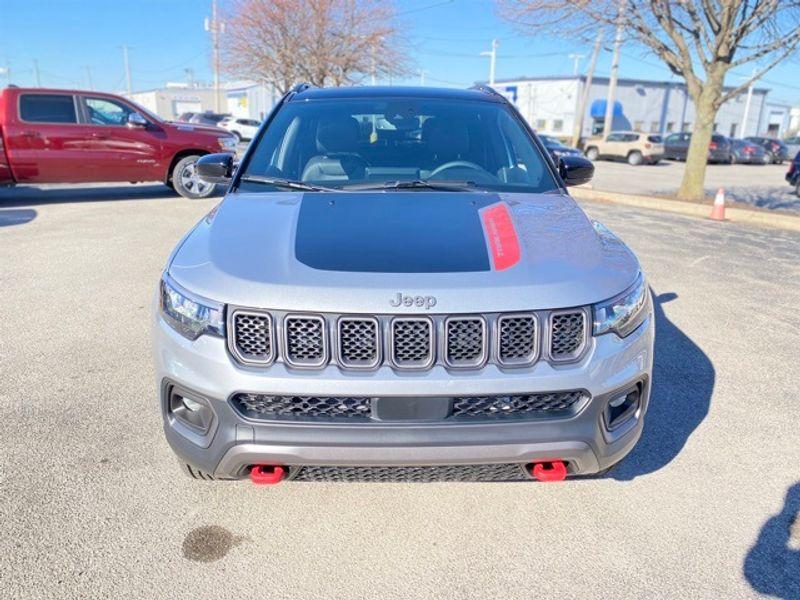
290,85 -> 505,103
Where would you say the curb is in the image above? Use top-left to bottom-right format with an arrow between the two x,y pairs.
571,186 -> 800,233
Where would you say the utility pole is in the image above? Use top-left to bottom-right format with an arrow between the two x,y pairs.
740,69 -> 757,137
419,70 -> 427,86
572,30 -> 604,148
33,60 -> 41,87
602,0 -> 626,138
121,45 -> 132,94
185,68 -> 195,89
84,66 -> 93,90
481,39 -> 498,86
206,0 -> 223,112
568,54 -> 585,76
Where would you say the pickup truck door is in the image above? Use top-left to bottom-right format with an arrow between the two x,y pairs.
4,92 -> 91,183
77,95 -> 164,182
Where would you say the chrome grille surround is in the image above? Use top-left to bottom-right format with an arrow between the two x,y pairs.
548,308 -> 589,362
337,316 -> 381,369
283,314 -> 328,368
227,309 -> 275,365
227,307 -> 590,371
496,313 -> 539,366
443,316 -> 487,368
390,317 -> 435,369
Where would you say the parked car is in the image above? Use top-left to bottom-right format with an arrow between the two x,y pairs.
0,87 -> 238,199
663,132 -> 732,163
177,112 -> 197,123
189,111 -> 231,127
220,117 -> 261,141
730,139 -> 768,164
785,135 -> 800,159
155,84 -> 654,484
745,136 -> 790,164
584,131 -> 664,165
538,134 -> 583,162
786,150 -> 800,196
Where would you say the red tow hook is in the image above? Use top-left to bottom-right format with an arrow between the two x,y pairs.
529,461 -> 567,482
249,465 -> 286,485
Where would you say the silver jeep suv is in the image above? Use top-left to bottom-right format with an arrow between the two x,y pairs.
154,85 -> 654,484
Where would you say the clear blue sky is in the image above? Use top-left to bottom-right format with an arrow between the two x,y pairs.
1,0 -> 798,104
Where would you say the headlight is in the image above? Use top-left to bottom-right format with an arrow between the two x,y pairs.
160,276 -> 224,340
217,136 -> 237,150
592,273 -> 650,337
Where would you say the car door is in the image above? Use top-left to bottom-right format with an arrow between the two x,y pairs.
4,92 -> 92,183
675,133 -> 691,159
601,133 -> 625,158
78,95 -> 164,181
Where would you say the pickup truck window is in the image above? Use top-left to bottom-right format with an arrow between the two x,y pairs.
241,97 -> 559,194
84,97 -> 133,126
20,94 -> 77,124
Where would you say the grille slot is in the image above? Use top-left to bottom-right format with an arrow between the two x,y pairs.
230,311 -> 274,364
232,393 -> 372,420
284,315 -> 327,367
444,317 -> 486,367
391,318 -> 434,368
292,464 -> 527,482
452,391 -> 586,419
497,314 -> 538,365
338,317 -> 380,368
549,310 -> 587,361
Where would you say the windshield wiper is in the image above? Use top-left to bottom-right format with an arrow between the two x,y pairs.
239,175 -> 340,192
344,179 -> 479,192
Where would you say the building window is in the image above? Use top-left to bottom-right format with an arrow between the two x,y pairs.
712,122 -> 718,132
682,121 -> 691,131
666,122 -> 675,132
536,119 -> 546,130
552,119 -> 563,132
634,120 -> 644,131
729,123 -> 738,137
650,121 -> 660,133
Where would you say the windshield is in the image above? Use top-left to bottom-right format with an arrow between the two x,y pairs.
239,96 -> 559,193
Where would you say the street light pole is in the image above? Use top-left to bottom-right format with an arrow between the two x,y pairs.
121,45 -> 132,94
602,0 -> 626,138
33,60 -> 41,87
572,30 -> 604,148
481,39 -> 498,87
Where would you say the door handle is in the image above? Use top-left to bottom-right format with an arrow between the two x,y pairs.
20,131 -> 41,138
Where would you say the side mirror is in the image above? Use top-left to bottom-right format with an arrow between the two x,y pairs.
558,154 -> 594,187
196,153 -> 234,183
127,112 -> 148,128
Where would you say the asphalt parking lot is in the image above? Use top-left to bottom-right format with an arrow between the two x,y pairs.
1,184 -> 799,599
586,160 -> 799,214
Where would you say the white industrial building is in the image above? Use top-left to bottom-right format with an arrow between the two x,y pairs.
493,75 -> 791,140
224,81 -> 279,120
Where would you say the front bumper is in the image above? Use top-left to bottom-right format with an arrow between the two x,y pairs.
154,313 -> 654,480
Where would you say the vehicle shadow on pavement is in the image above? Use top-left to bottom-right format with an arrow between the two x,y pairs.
0,208 -> 36,227
0,184 -> 177,206
743,482 -> 800,598
612,291 -> 714,480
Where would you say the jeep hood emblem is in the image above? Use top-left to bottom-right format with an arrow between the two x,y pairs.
390,293 -> 437,309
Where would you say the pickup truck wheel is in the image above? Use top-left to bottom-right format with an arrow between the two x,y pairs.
172,155 -> 216,199
585,146 -> 599,161
627,151 -> 643,166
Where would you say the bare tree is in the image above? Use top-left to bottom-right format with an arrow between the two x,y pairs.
499,1 -> 800,201
222,0 -> 409,95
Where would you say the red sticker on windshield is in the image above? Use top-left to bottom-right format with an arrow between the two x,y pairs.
480,202 -> 520,271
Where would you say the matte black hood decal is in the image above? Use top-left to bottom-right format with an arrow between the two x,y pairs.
295,193 -> 501,273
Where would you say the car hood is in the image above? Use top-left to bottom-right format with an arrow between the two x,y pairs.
164,121 -> 228,137
168,190 -> 640,313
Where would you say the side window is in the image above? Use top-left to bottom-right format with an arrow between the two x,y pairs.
606,133 -> 623,142
19,94 -> 77,123
625,134 -> 640,142
84,97 -> 134,126
665,133 -> 680,143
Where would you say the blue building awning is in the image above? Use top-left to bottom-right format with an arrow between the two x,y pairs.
590,99 -> 623,118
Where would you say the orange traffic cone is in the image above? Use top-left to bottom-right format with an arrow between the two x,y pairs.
710,188 -> 726,221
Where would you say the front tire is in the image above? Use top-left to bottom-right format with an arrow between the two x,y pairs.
171,155 -> 217,199
585,146 -> 599,161
627,151 -> 643,166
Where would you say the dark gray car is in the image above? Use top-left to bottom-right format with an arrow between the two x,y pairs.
664,132 -> 732,163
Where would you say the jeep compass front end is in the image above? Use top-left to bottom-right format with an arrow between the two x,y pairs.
153,85 -> 654,483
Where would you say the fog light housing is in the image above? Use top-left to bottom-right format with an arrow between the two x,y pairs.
169,387 -> 213,434
603,385 -> 641,431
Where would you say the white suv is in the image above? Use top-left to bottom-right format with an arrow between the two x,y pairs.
220,117 -> 261,141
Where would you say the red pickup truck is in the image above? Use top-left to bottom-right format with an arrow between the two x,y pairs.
0,87 -> 239,199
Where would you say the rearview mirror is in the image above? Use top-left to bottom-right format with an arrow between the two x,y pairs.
127,112 -> 147,128
558,155 -> 594,187
196,153 -> 234,183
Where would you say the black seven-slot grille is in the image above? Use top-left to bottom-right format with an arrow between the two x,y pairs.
231,391 -> 588,422
227,308 -> 588,370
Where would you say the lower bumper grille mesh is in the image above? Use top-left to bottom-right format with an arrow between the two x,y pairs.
452,391 -> 586,419
292,463 -> 527,482
233,394 -> 373,420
